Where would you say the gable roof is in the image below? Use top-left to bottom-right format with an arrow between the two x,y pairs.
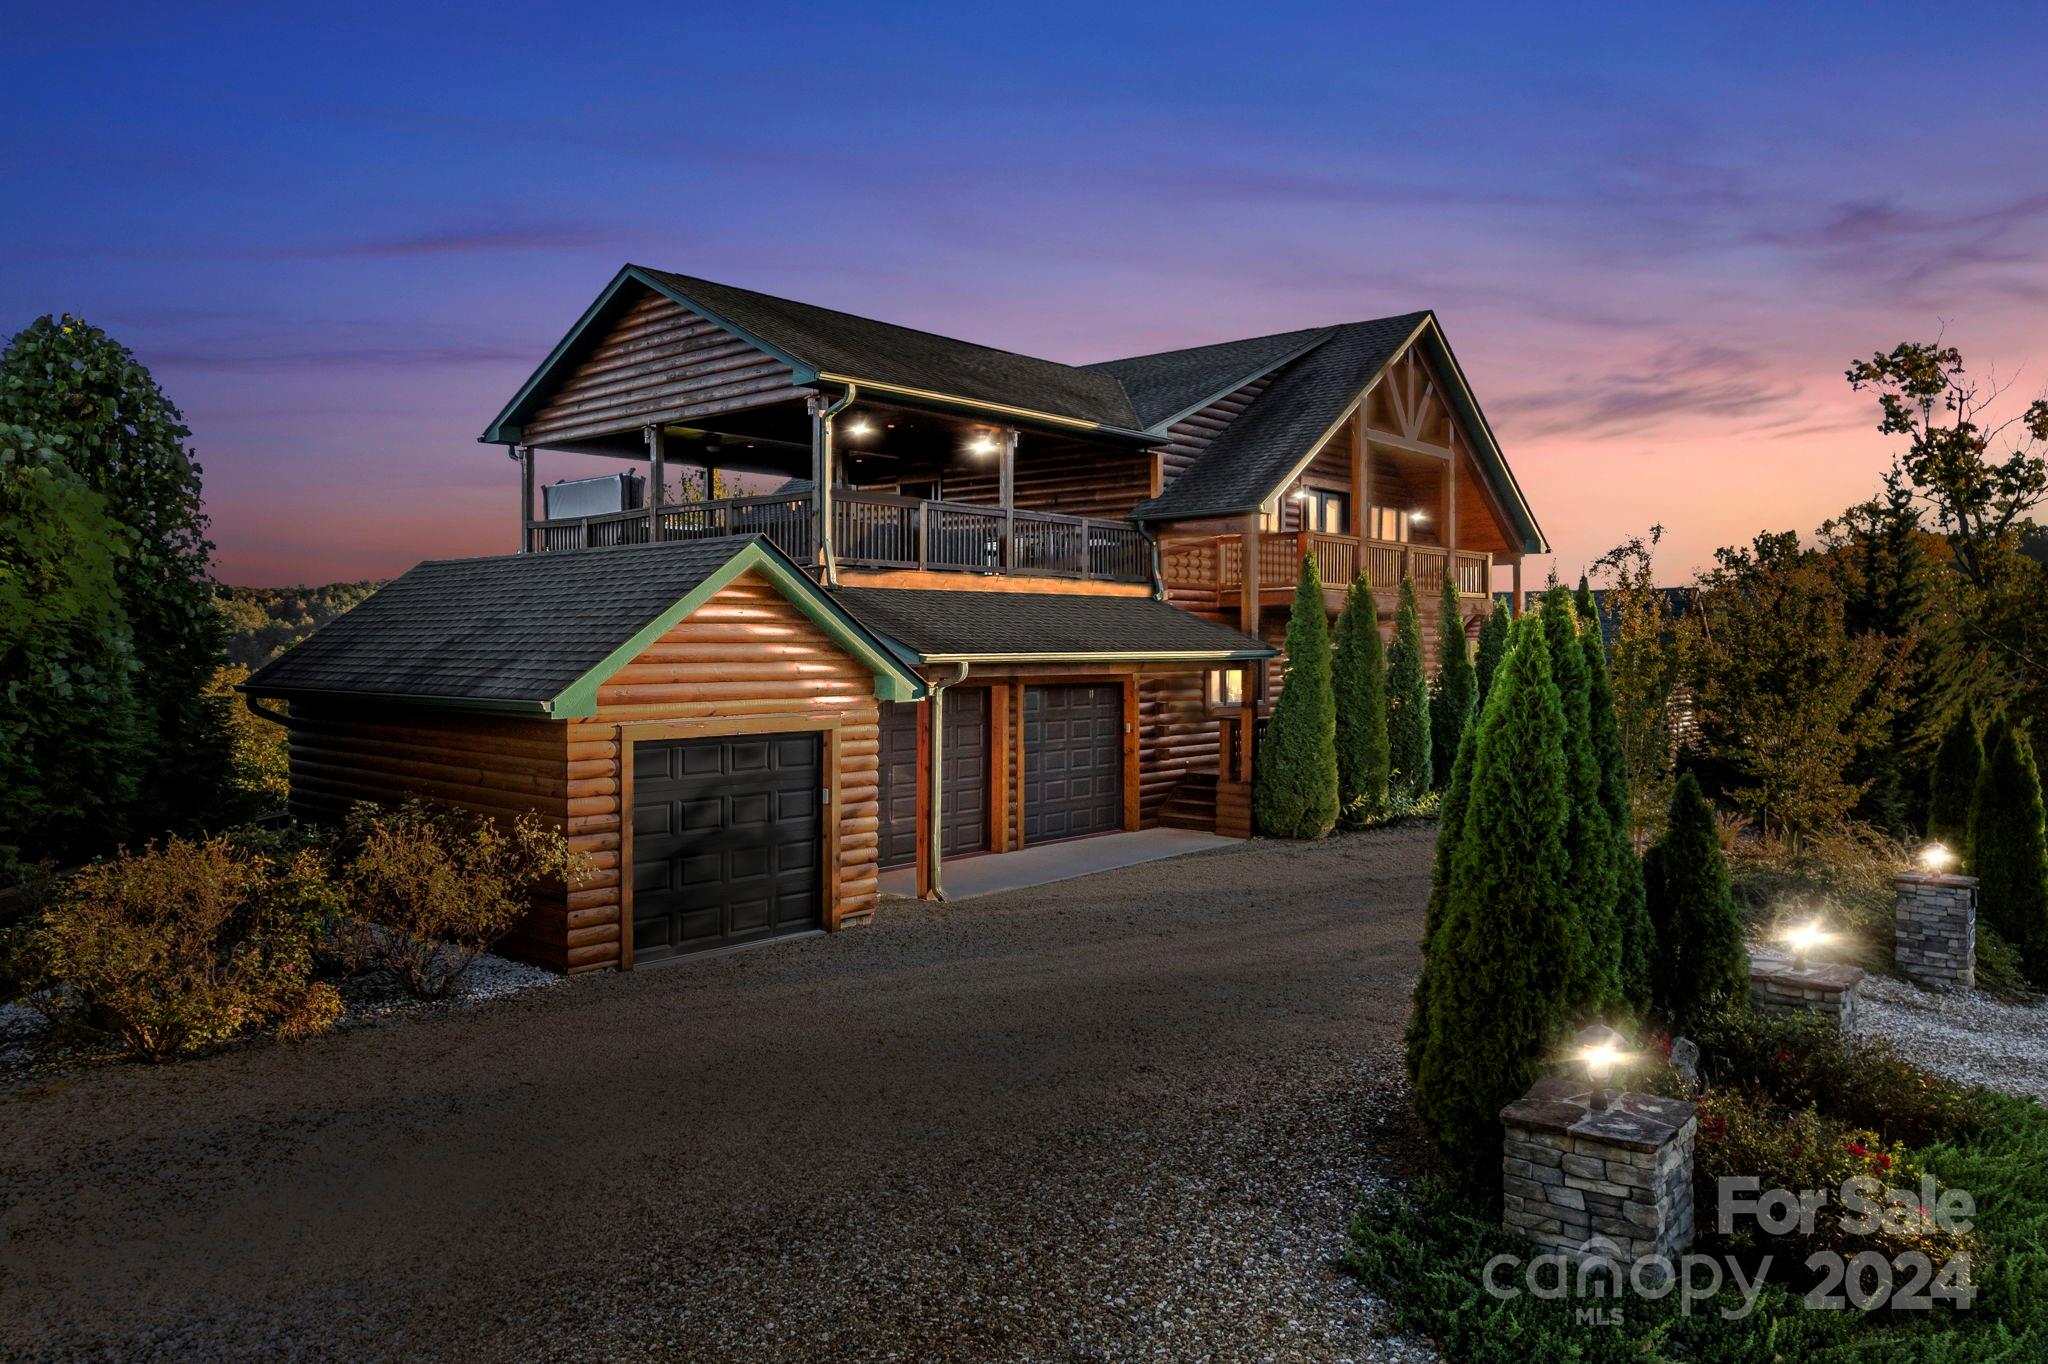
832,587 -> 1274,664
243,536 -> 923,715
1082,325 -> 1333,429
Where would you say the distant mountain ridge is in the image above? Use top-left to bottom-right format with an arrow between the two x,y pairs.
216,582 -> 382,668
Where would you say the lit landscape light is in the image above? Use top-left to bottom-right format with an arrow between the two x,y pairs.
1573,1024 -> 1632,1110
1918,842 -> 1957,873
1779,916 -> 1834,970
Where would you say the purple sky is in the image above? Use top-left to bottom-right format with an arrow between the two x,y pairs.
7,3 -> 2047,586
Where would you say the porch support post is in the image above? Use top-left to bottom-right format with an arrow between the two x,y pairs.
1351,405 -> 1368,542
999,427 -> 1017,571
1240,509 -> 1264,708
516,444 -> 535,552
1511,556 -> 1524,613
1445,431 -> 1459,564
644,425 -> 665,542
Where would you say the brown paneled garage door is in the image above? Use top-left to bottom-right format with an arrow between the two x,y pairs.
631,733 -> 822,961
1023,684 -> 1123,844
876,692 -> 991,870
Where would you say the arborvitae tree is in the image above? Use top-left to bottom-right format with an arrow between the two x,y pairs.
1405,709 -> 1480,1087
1386,574 -> 1432,799
1575,574 -> 1598,627
0,316 -> 230,840
1429,574 -> 1476,791
1474,599 -> 1511,708
1644,772 -> 1747,1037
1927,708 -> 1982,860
1584,621 -> 1654,1015
1969,718 -> 2048,984
1332,571 -> 1389,827
1254,554 -> 1339,839
1542,585 -> 1623,1012
1410,614 -> 1580,1183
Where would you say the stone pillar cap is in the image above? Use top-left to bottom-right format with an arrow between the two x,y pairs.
1747,949 -> 1866,991
1894,871 -> 1978,889
1500,1076 -> 1697,1152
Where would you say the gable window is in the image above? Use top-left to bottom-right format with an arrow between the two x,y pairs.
1369,506 -> 1410,543
1301,488 -> 1348,535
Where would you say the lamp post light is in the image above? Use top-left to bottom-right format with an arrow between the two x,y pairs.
1918,841 -> 1957,874
1779,917 -> 1834,972
1572,1023 -> 1631,1112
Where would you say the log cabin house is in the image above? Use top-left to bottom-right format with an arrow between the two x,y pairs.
245,265 -> 1547,971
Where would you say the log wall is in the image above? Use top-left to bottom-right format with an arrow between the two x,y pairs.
1155,376 -> 1272,491
523,287 -> 807,447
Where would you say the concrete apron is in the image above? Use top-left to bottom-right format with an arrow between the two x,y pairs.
877,828 -> 1243,902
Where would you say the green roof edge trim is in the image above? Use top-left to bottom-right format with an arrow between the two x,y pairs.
545,539 -> 924,718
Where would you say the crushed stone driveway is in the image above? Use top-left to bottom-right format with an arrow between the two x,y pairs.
2,826 -> 1437,1364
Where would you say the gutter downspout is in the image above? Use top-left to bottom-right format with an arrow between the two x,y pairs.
812,384 -> 857,587
922,662 -> 970,901
1145,526 -> 1166,601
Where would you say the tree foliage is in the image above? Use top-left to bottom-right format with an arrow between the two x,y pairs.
1688,532 -> 1908,842
1583,612 -> 1655,1015
1332,571 -> 1389,827
1254,554 -> 1339,839
1968,718 -> 2048,986
0,426 -> 142,875
216,581 -> 381,669
0,315 -> 231,847
1644,772 -> 1748,1038
1591,527 -> 1690,832
1429,574 -> 1475,792
1926,709 -> 1983,860
1385,574 -> 1432,799
1474,599 -> 1511,708
1409,614 -> 1580,1181
1541,585 -> 1623,1011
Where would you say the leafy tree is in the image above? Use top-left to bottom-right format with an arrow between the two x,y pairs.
216,581 -> 380,668
1584,615 -> 1654,1014
1592,527 -> 1690,832
1385,574 -> 1432,798
1644,772 -> 1747,1037
1968,718 -> 2048,984
1689,532 -> 1908,842
0,427 -> 142,874
1926,709 -> 1983,860
1474,599 -> 1511,707
0,316 -> 231,838
1410,613 -> 1579,1182
1542,586 -> 1622,1011
1332,571 -> 1389,826
1254,554 -> 1339,839
1429,574 -> 1475,791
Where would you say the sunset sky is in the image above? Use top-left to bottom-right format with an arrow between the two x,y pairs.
7,3 -> 2046,587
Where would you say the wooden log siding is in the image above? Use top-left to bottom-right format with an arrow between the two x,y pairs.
1154,376 -> 1273,492
909,435 -> 1153,521
1137,670 -> 1216,827
521,289 -> 806,447
571,571 -> 883,971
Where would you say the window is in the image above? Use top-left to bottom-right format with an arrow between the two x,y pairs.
1303,488 -> 1348,534
1369,506 -> 1410,542
1207,667 -> 1245,710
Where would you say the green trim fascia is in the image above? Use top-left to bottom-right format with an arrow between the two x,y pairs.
480,266 -> 640,444
545,540 -> 924,718
1415,319 -> 1550,555
917,649 -> 1275,665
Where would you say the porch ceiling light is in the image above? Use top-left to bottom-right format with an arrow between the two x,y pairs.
1408,509 -> 1430,523
967,432 -> 999,456
846,418 -> 874,438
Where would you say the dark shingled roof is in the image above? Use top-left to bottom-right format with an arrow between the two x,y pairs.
832,587 -> 1273,662
245,537 -> 780,709
636,267 -> 1144,430
1131,313 -> 1430,523
1083,326 -> 1332,429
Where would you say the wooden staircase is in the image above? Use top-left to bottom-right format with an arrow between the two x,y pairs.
1158,771 -> 1219,831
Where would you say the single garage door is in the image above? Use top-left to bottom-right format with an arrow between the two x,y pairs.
876,691 -> 991,870
631,733 -> 822,962
1024,684 -> 1123,844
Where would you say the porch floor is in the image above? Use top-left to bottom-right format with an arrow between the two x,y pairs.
878,828 -> 1243,901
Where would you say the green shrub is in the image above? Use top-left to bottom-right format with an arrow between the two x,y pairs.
21,834 -> 339,1060
1428,574 -> 1474,792
1253,555 -> 1339,839
1689,1006 -> 1986,1147
1405,714 -> 1475,1086
1543,585 -> 1622,1013
1473,598 -> 1510,708
1926,708 -> 1981,860
1385,574 -> 1432,799
1968,717 -> 2048,984
1694,1086 -> 1976,1263
1409,613 -> 1579,1183
336,800 -> 580,997
1975,923 -> 2034,1001
1646,772 -> 1748,1036
1331,570 -> 1389,828
1584,615 -> 1654,1014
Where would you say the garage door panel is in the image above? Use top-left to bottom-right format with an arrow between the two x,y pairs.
1024,685 -> 1123,844
631,732 -> 824,962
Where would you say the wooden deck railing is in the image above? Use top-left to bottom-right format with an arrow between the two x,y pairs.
525,490 -> 1152,584
1168,530 -> 1491,598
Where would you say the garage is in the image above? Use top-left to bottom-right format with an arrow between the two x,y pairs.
877,691 -> 991,870
1023,684 -> 1123,844
630,732 -> 825,961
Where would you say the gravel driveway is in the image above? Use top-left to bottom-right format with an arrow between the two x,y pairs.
2,826 -> 1438,1364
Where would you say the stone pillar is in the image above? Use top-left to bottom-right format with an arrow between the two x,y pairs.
1747,951 -> 1865,1031
1893,872 -> 1978,991
1501,1077 -> 1697,1266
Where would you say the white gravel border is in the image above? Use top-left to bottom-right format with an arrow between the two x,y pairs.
1858,974 -> 2048,1101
